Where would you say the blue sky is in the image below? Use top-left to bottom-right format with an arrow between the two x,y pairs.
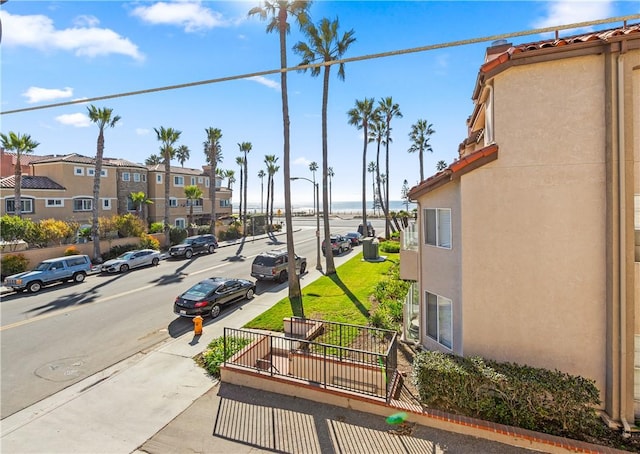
1,1 -> 639,208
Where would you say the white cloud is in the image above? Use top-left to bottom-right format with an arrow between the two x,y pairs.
294,157 -> 312,167
247,76 -> 280,91
532,0 -> 614,30
0,11 -> 145,61
72,15 -> 100,28
23,87 -> 73,103
55,113 -> 91,128
131,1 -> 228,33
136,128 -> 151,136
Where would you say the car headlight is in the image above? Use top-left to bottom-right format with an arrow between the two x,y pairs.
16,279 -> 22,285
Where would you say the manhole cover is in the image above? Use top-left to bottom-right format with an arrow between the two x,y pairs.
35,356 -> 90,382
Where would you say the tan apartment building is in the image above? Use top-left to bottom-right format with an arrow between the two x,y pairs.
400,24 -> 639,429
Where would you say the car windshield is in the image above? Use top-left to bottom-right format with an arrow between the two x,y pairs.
117,252 -> 135,260
185,282 -> 216,298
254,256 -> 276,266
33,262 -> 51,271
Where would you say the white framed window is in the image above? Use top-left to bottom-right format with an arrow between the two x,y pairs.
100,169 -> 107,177
5,198 -> 34,213
127,199 -> 136,211
74,167 -> 84,176
191,176 -> 196,185
426,291 -> 452,349
175,218 -> 186,228
174,176 -> 184,186
484,85 -> 494,145
102,199 -> 111,210
205,177 -> 210,188
122,172 -> 130,181
46,199 -> 63,207
198,177 -> 204,184
187,199 -> 203,207
73,198 -> 92,212
169,197 -> 178,207
424,208 -> 451,248
156,174 -> 162,184
219,199 -> 230,208
133,173 -> 141,182
142,174 -> 147,182
215,177 -> 222,188
87,168 -> 95,176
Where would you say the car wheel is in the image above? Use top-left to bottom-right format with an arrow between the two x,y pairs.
208,245 -> 215,254
73,272 -> 86,283
210,304 -> 221,318
152,257 -> 159,266
120,264 -> 129,273
300,263 -> 307,274
278,270 -> 288,283
185,249 -> 193,259
245,288 -> 255,300
27,281 -> 42,293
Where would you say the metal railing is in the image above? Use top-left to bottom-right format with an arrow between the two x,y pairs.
224,319 -> 398,401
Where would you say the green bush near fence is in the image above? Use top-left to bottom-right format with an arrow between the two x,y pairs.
379,240 -> 400,253
0,253 -> 29,279
197,336 -> 253,377
412,351 -> 603,440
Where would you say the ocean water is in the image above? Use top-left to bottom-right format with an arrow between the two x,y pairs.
246,200 -> 416,215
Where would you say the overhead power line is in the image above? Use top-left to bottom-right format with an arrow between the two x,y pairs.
1,14 -> 638,116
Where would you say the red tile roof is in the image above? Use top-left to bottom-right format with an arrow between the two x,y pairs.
34,153 -> 145,168
1,175 -> 66,190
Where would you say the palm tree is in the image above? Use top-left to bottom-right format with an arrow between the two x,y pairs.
204,127 -> 223,234
408,119 -> 435,182
327,166 -> 334,214
154,126 -> 181,247
268,161 -> 280,226
184,185 -> 203,231
308,161 -> 318,214
294,17 -> 356,275
264,154 -> 279,226
129,191 -> 152,225
87,105 -> 121,262
238,142 -> 252,236
225,169 -> 236,189
249,0 -> 312,317
258,169 -> 266,213
377,97 -> 402,238
235,156 -> 244,222
367,161 -> 376,214
436,160 -> 448,171
0,131 -> 40,219
175,144 -> 190,167
347,97 -> 375,234
368,116 -> 387,224
145,154 -> 162,166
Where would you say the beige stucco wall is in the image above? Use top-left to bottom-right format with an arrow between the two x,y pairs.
460,55 -> 607,391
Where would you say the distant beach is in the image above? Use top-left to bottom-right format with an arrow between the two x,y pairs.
244,200 -> 416,216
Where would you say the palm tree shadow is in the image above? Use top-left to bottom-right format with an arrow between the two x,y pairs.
266,231 -> 284,245
328,273 -> 369,318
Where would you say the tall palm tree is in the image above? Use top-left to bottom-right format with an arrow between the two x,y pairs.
347,97 -> 375,235
235,156 -> 244,221
175,144 -> 190,167
368,116 -> 387,226
145,154 -> 162,166
264,154 -> 279,225
0,131 -> 40,219
308,161 -> 318,214
327,166 -> 334,214
225,169 -> 235,189
237,142 -> 252,236
377,97 -> 402,238
204,127 -> 223,234
249,0 -> 311,317
269,161 -> 280,226
87,105 -> 121,262
154,126 -> 181,247
367,161 -> 376,214
436,160 -> 448,171
294,17 -> 356,275
184,185 -> 203,230
258,169 -> 266,214
129,191 -> 152,225
408,119 -> 435,182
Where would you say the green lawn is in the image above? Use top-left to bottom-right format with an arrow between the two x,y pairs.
244,251 -> 399,332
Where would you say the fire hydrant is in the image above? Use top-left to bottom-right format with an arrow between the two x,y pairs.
193,315 -> 203,335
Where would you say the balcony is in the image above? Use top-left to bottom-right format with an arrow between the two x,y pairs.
399,222 -> 418,281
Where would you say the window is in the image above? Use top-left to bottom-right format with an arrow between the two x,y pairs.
484,85 -> 494,145
205,177 -> 210,188
198,177 -> 204,184
424,208 -> 451,248
186,198 -> 203,207
73,198 -> 92,211
175,218 -> 186,228
100,169 -> 107,177
191,177 -> 196,185
74,167 -> 84,176
87,168 -> 95,176
5,198 -> 34,213
219,199 -> 230,208
102,199 -> 111,210
169,198 -> 178,207
174,176 -> 184,186
426,291 -> 452,349
46,199 -> 63,207
127,199 -> 136,211
142,174 -> 147,182
133,173 -> 140,182
122,172 -> 130,181
156,174 -> 162,184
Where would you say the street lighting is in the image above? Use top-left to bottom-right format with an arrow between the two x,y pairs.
291,177 -> 322,271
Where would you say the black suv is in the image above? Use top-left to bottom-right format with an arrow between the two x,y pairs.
169,234 -> 218,259
357,222 -> 375,237
251,249 -> 307,283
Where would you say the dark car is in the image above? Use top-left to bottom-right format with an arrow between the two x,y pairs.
251,249 -> 307,283
322,235 -> 352,256
357,222 -> 375,237
344,232 -> 363,246
169,234 -> 218,259
173,277 -> 255,318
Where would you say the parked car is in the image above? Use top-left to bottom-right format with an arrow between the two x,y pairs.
344,232 -> 364,246
357,222 -> 375,237
251,249 -> 307,283
4,255 -> 92,293
322,235 -> 352,256
168,234 -> 218,259
100,249 -> 161,273
173,277 -> 256,318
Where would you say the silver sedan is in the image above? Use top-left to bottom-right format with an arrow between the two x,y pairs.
100,249 -> 161,273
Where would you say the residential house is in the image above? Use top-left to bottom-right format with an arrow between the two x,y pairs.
400,23 -> 639,429
0,147 -> 53,177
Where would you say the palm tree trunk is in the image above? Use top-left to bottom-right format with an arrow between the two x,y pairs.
375,140 -> 388,234
238,168 -> 243,222
164,160 -> 171,248
92,130 -> 105,262
419,148 -> 424,182
265,174 -> 271,230
321,67 -> 335,275
210,153 -> 217,235
361,129 -> 368,238
384,136 -> 391,239
243,160 -> 248,236
14,154 -> 22,218
270,178 -> 275,226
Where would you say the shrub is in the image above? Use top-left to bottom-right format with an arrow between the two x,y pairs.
219,225 -> 241,241
379,240 -> 400,253
139,234 -> 160,250
169,227 -> 188,245
115,213 -> 145,238
39,218 -> 75,246
1,253 -> 29,279
196,225 -> 212,235
64,246 -> 81,256
23,221 -> 47,248
149,222 -> 164,234
0,215 -> 32,242
199,336 -> 252,377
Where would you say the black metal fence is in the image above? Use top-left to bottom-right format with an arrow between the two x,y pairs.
224,319 -> 398,401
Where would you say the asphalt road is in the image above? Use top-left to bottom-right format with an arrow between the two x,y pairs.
0,217 -> 383,419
